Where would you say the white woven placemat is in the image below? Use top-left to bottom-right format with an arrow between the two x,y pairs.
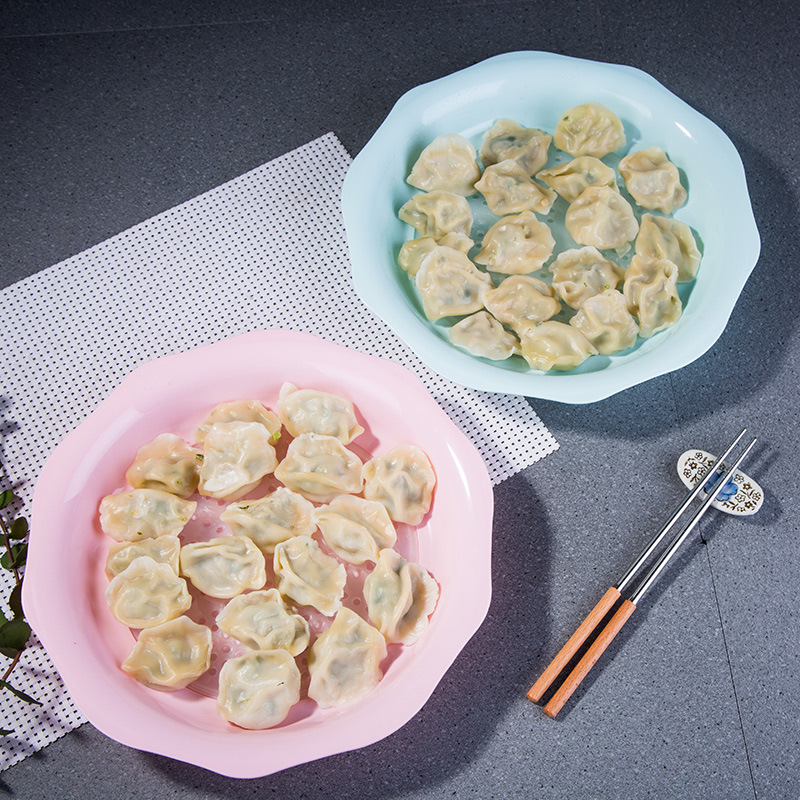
0,132 -> 558,770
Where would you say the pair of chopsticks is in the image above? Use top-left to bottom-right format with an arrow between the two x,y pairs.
528,429 -> 756,718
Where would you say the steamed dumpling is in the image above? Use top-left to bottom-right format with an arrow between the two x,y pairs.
179,536 -> 267,599
198,421 -> 278,501
518,320 -> 598,371
619,147 -> 687,214
315,494 -> 397,565
121,615 -> 212,690
398,191 -> 473,239
397,233 -> 474,278
536,156 -> 617,203
565,186 -> 639,250
406,133 -> 481,196
483,275 -> 560,334
569,289 -> 640,355
277,383 -> 364,444
124,433 -> 200,498
449,311 -> 520,361
479,119 -> 552,175
553,102 -> 626,158
220,487 -> 316,553
635,213 -> 701,282
414,246 -> 491,321
216,588 -> 310,655
194,400 -> 281,446
105,556 -> 192,629
307,607 -> 387,709
274,433 -> 363,503
474,211 -> 555,274
273,535 -> 347,616
105,534 -> 181,580
362,445 -> 436,526
99,489 -> 196,542
549,246 -> 624,309
474,159 -> 557,216
217,649 -> 301,729
623,255 -> 683,338
364,548 -> 439,645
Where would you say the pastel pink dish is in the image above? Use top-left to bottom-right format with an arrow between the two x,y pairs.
24,329 -> 494,778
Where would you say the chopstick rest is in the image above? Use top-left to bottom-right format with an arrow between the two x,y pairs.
528,431 -> 758,717
677,449 -> 763,515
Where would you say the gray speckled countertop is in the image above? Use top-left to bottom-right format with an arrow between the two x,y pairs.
2,1 -> 799,798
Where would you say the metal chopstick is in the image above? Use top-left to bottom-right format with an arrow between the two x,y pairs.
541,436 -> 756,718
628,437 -> 756,605
616,428 -> 748,595
527,429 -> 747,705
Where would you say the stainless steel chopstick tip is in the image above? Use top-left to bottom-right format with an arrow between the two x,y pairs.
628,436 -> 757,605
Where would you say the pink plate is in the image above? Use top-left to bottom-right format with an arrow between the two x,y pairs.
24,329 -> 493,778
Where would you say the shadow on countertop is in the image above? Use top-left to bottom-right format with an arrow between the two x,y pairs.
143,473 -> 553,798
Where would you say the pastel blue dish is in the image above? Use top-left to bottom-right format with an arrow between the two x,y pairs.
342,51 -> 760,403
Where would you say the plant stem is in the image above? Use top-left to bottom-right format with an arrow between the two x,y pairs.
1,651 -> 21,683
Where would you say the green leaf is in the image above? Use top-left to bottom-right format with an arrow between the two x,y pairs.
8,517 -> 28,540
0,490 -> 13,510
0,680 -> 41,706
0,543 -> 27,570
8,582 -> 23,619
0,728 -> 14,736
0,619 -> 31,651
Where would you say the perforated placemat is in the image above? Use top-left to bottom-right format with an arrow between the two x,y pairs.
0,132 -> 557,770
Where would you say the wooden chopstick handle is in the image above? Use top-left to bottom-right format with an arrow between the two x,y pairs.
527,586 -> 621,703
543,598 -> 637,717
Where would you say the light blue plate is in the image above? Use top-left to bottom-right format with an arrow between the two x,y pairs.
342,51 -> 760,403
